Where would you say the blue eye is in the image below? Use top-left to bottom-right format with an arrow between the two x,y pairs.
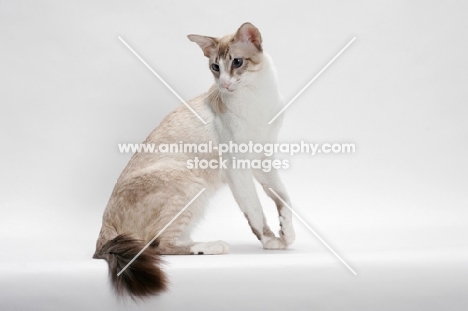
211,63 -> 220,71
232,58 -> 243,68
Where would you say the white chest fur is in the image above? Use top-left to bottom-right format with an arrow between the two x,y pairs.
213,54 -> 283,149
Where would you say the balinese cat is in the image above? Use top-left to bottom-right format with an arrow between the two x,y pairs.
93,22 -> 295,298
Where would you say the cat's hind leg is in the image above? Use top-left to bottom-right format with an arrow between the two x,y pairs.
157,240 -> 230,255
156,215 -> 230,255
150,190 -> 230,255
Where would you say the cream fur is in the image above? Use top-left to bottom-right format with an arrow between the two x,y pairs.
95,22 -> 295,257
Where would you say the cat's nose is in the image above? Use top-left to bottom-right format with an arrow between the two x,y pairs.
221,82 -> 231,89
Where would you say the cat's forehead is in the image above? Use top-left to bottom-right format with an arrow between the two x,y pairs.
215,34 -> 235,60
211,34 -> 261,64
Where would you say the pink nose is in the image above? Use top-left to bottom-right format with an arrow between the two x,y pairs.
221,81 -> 231,89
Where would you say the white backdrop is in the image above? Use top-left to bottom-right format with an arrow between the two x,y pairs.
1,1 -> 467,310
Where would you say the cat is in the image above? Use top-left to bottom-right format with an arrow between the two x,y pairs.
93,22 -> 295,298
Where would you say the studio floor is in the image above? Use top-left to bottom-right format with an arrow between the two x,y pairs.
1,242 -> 466,310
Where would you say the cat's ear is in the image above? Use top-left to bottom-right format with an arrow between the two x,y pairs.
187,35 -> 217,58
235,22 -> 262,51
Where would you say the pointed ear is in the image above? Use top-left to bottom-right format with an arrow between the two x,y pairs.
235,22 -> 262,51
187,35 -> 217,58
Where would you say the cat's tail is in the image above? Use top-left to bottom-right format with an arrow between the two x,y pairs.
93,234 -> 168,298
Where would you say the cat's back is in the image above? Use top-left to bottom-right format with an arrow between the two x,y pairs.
114,92 -> 217,181
146,93 -> 215,144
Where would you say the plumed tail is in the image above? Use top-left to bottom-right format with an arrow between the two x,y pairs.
93,234 -> 167,298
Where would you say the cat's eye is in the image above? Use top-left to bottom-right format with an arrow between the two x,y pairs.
211,63 -> 220,72
232,58 -> 243,68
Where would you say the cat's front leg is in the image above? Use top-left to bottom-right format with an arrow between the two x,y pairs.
224,167 -> 287,249
253,168 -> 295,246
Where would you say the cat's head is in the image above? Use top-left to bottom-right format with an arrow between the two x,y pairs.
188,22 -> 263,94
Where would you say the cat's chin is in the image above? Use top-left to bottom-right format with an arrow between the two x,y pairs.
218,88 -> 236,94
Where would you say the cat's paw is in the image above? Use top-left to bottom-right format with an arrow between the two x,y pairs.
279,227 -> 295,246
279,217 -> 295,246
263,237 -> 287,250
191,241 -> 230,255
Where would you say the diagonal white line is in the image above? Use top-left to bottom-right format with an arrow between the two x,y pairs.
117,187 -> 206,276
268,37 -> 356,124
118,36 -> 208,125
268,188 -> 357,275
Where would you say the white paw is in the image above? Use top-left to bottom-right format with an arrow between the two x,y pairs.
280,227 -> 295,246
191,241 -> 230,255
279,218 -> 295,246
263,237 -> 287,250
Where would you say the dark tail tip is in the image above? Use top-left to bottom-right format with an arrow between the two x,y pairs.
94,234 -> 168,298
